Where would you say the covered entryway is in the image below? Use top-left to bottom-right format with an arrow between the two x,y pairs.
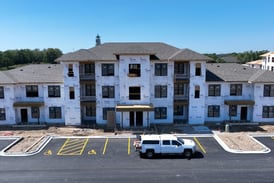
13,101 -> 44,124
116,104 -> 153,128
224,100 -> 254,122
130,111 -> 143,127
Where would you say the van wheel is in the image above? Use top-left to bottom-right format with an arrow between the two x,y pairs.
146,150 -> 154,158
184,150 -> 192,158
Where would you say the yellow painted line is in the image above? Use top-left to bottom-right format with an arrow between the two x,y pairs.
79,138 -> 89,155
57,138 -> 89,155
57,138 -> 71,155
128,138 -> 131,155
193,137 -> 206,154
102,138 -> 109,155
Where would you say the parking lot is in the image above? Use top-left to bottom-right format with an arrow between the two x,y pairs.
1,136 -> 274,183
39,136 -> 274,158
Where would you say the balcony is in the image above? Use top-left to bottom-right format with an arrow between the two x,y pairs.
80,73 -> 95,81
80,96 -> 96,102
174,74 -> 189,82
174,95 -> 188,101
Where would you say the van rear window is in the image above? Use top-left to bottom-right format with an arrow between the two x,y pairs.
142,140 -> 159,144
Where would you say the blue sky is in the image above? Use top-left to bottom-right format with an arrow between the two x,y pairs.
0,0 -> 273,54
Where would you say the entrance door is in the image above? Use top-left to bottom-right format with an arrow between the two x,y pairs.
136,111 -> 143,127
129,111 -> 143,127
130,111 -> 135,127
21,109 -> 28,124
240,107 -> 247,121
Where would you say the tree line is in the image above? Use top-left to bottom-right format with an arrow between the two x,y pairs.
205,50 -> 269,63
0,48 -> 62,69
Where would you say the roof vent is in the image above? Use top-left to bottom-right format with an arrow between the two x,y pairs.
20,69 -> 23,71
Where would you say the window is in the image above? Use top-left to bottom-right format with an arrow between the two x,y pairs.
195,63 -> 201,76
208,84 -> 221,96
229,105 -> 237,116
174,63 -> 185,74
48,86 -> 60,97
172,140 -> 181,146
262,106 -> 274,118
174,104 -> 184,116
142,140 -> 159,144
155,63 -> 167,76
230,84 -> 242,96
49,107 -> 62,119
69,87 -> 75,99
195,86 -> 200,98
208,105 -> 220,117
155,85 -> 167,98
31,107 -> 39,118
103,107 -> 115,120
128,64 -> 141,77
86,104 -> 96,117
154,107 -> 167,119
174,83 -> 184,96
84,64 -> 95,74
272,57 -> 274,63
163,140 -> 170,145
85,84 -> 96,96
102,64 -> 114,76
0,86 -> 4,99
0,108 -> 6,120
26,85 -> 38,97
68,64 -> 74,77
129,87 -> 141,100
102,86 -> 115,98
264,85 -> 274,97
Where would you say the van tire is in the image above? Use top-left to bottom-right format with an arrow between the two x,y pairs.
146,150 -> 154,158
184,149 -> 192,158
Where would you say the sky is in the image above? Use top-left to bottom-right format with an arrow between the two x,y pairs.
0,0 -> 274,54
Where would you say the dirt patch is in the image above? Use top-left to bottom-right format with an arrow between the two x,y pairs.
217,133 -> 265,151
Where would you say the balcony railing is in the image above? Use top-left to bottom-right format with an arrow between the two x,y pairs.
80,96 -> 96,102
174,95 -> 188,100
80,73 -> 95,80
174,73 -> 189,80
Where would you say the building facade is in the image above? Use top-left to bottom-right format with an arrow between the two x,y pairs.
1,43 -> 274,127
0,64 -> 65,125
57,43 -> 209,127
261,52 -> 274,72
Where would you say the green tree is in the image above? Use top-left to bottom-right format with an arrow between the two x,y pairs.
43,48 -> 62,63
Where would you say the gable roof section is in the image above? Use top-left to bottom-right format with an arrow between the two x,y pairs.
206,63 -> 274,83
169,48 -> 210,61
56,42 -> 209,62
0,64 -> 63,84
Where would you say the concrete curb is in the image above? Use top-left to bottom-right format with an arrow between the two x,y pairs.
0,136 -> 52,157
213,133 -> 271,154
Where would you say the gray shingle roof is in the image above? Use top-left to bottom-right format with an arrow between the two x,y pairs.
206,63 -> 274,83
56,42 -> 210,62
0,64 -> 63,84
169,48 -> 210,61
